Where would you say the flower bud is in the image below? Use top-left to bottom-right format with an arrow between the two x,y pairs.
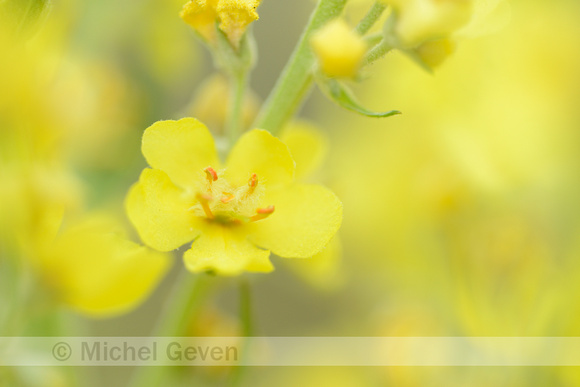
386,0 -> 473,47
311,19 -> 368,79
415,38 -> 456,68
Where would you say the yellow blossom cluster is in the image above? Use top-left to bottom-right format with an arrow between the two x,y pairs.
181,0 -> 261,48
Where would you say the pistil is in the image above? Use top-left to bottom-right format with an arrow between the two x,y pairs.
196,193 -> 215,219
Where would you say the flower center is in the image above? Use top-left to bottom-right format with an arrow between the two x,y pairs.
189,166 -> 275,225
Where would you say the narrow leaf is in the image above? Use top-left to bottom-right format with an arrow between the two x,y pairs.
321,79 -> 401,118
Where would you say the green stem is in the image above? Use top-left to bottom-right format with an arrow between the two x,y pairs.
128,270 -> 212,387
355,1 -> 388,35
226,71 -> 248,146
364,39 -> 393,66
364,32 -> 384,46
252,0 -> 348,135
227,279 -> 253,387
239,279 -> 252,337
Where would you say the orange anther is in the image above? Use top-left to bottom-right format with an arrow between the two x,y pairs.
257,205 -> 275,214
248,173 -> 258,189
251,205 -> 275,222
221,192 -> 235,204
204,167 -> 218,182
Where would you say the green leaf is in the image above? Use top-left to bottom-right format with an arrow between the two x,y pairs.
320,78 -> 401,118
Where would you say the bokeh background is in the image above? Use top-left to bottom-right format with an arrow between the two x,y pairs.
2,0 -> 580,385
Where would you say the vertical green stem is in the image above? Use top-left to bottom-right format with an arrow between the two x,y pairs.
355,1 -> 387,35
128,270 -> 212,387
227,279 -> 253,387
239,279 -> 252,338
226,72 -> 248,147
252,0 -> 348,135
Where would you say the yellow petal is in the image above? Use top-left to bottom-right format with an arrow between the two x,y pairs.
126,168 -> 200,251
248,184 -> 343,258
42,213 -> 170,317
183,223 -> 272,275
311,19 -> 367,78
283,236 -> 344,291
142,118 -> 219,189
282,121 -> 329,180
216,0 -> 261,48
180,0 -> 219,43
226,129 -> 295,187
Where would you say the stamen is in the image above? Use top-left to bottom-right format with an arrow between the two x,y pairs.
221,192 -> 235,204
248,173 -> 258,193
204,167 -> 218,183
196,193 -> 214,219
251,205 -> 275,222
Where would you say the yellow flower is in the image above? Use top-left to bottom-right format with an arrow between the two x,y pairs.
126,118 -> 342,276
311,19 -> 368,79
181,0 -> 261,48
188,73 -> 260,135
216,0 -> 261,49
31,213 -> 170,317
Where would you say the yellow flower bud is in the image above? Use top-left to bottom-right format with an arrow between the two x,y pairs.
188,74 -> 260,134
388,0 -> 473,47
181,0 -> 261,48
415,38 -> 457,68
311,19 -> 368,79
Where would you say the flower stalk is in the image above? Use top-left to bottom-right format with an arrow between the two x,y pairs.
355,1 -> 388,35
364,39 -> 393,66
253,0 -> 348,135
227,278 -> 253,387
226,71 -> 249,146
128,270 -> 212,387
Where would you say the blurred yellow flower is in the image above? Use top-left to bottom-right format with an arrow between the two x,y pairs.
31,213 -> 170,317
126,118 -> 342,276
0,163 -> 82,254
386,0 -> 473,47
188,73 -> 260,135
311,19 -> 367,79
414,38 -> 456,68
181,0 -> 261,47
385,0 -> 509,49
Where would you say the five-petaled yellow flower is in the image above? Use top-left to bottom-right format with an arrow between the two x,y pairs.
126,118 -> 342,276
